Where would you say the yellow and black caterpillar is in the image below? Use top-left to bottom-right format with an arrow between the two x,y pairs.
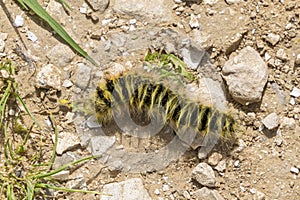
95,73 -> 235,144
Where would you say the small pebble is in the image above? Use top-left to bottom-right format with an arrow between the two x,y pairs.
13,14 -> 24,27
290,87 -> 300,98
266,33 -> 280,46
62,80 -> 73,88
250,188 -> 257,194
154,189 -> 160,195
262,113 -> 279,130
27,30 -> 38,42
290,166 -> 299,174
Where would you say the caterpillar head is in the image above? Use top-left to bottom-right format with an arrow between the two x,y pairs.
95,83 -> 113,125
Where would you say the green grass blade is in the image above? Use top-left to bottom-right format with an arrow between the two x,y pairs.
15,95 -> 41,128
36,183 -> 104,195
36,156 -> 95,179
18,0 -> 98,66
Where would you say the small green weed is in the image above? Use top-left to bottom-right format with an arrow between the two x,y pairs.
0,60 -> 101,199
144,49 -> 195,81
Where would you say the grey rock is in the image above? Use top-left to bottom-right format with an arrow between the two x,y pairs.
112,0 -> 173,23
192,163 -> 216,187
53,132 -> 81,155
86,0 -> 109,13
46,44 -> 75,67
280,117 -> 296,130
100,178 -> 152,200
194,187 -> 225,200
222,46 -> 268,105
290,87 -> 300,97
208,152 -> 223,166
266,33 -> 280,46
36,64 -> 61,90
262,113 -> 279,130
181,45 -> 209,70
74,63 -> 91,89
46,0 -> 68,25
110,33 -> 127,47
90,135 -> 115,156
86,115 -> 102,129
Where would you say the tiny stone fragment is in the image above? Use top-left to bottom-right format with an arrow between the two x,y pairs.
262,113 -> 279,130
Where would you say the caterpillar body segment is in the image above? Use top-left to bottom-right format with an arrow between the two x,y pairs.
95,73 -> 235,144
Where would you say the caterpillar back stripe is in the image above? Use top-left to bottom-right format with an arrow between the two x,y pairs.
95,73 -> 235,146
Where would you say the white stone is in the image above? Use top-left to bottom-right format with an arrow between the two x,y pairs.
262,113 -> 279,130
13,14 -> 24,27
222,46 -> 268,105
290,87 -> 300,98
51,170 -> 70,180
54,132 -> 81,155
290,166 -> 299,174
100,178 -> 152,200
27,31 -> 38,42
112,0 -> 173,23
266,33 -> 280,46
194,187 -> 225,200
36,64 -> 61,90
276,48 -> 287,61
154,189 -> 160,195
192,163 -> 216,187
62,80 -> 73,88
203,0 -> 219,5
189,14 -> 200,29
79,3 -> 88,14
226,0 -> 243,4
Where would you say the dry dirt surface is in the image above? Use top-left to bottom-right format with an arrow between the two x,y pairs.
0,0 -> 300,199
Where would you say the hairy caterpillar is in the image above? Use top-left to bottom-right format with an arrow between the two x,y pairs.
95,72 -> 235,146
